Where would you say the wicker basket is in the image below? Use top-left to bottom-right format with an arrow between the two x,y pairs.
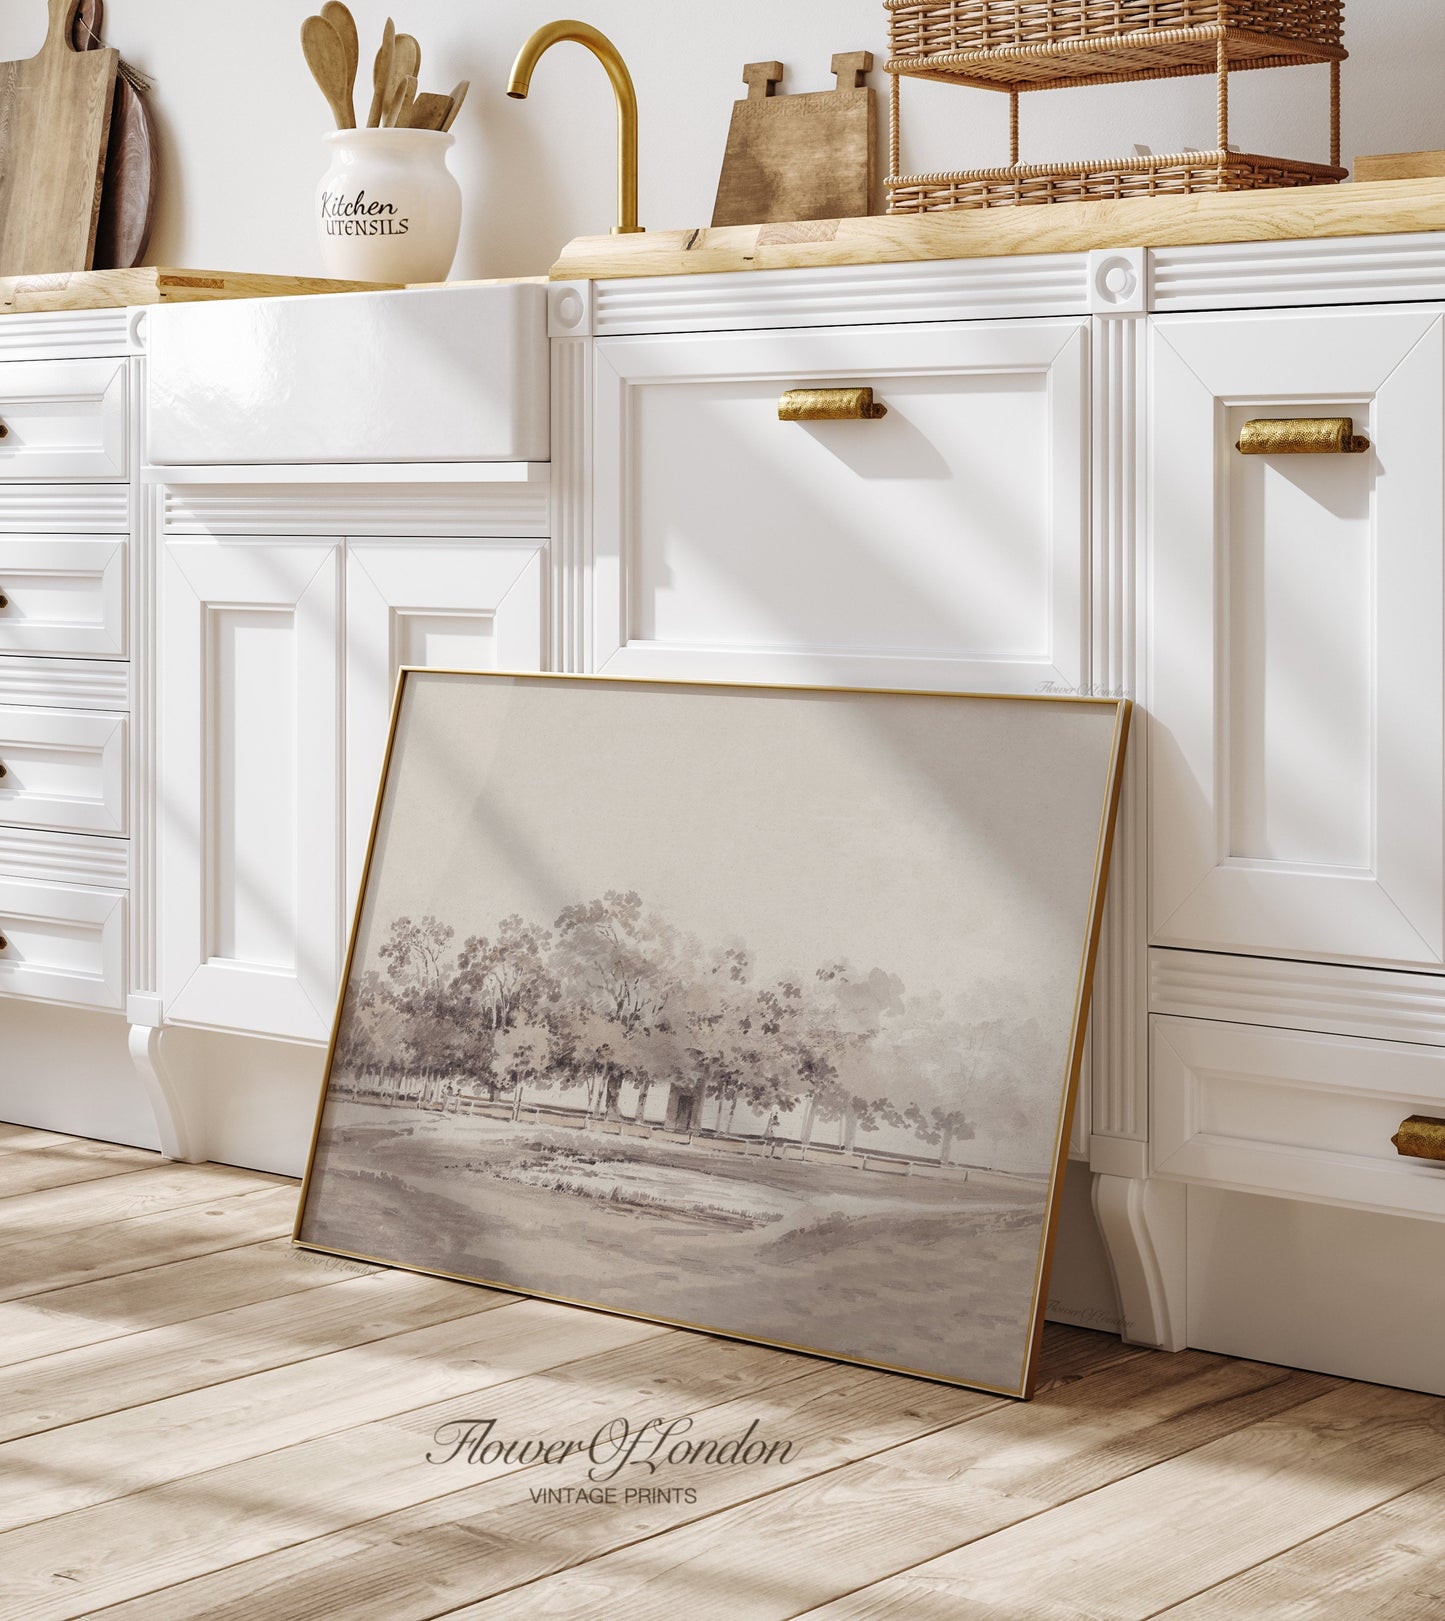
884,0 -> 1347,211
888,1 -> 1344,74
889,149 -> 1344,212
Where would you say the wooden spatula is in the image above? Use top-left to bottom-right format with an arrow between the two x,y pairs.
405,92 -> 452,131
320,1 -> 359,128
301,13 -> 355,131
441,80 -> 470,132
366,18 -> 396,127
0,0 -> 120,274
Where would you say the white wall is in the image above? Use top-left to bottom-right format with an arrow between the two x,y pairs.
3,2 -> 1443,280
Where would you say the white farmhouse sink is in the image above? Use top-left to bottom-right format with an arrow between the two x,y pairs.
147,282 -> 549,465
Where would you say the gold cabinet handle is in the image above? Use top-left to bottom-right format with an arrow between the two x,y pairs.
1236,418 -> 1370,456
779,387 -> 887,423
0,934 -> 7,951
1392,1115 -> 1445,1163
0,592 -> 8,609
0,761 -> 7,779
0,421 -> 8,439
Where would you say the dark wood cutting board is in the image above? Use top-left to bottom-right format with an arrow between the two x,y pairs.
712,53 -> 876,228
0,0 -> 120,275
72,0 -> 159,270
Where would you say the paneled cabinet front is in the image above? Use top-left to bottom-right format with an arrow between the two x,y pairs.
1150,307 -> 1445,971
159,539 -> 342,1043
593,319 -> 1089,693
343,539 -> 546,903
159,534 -> 547,1045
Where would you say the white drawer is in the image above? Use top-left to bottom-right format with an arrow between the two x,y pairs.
1152,1014 -> 1445,1221
593,319 -> 1089,693
0,875 -> 125,1011
147,284 -> 549,465
0,706 -> 127,835
0,358 -> 129,481
0,537 -> 126,658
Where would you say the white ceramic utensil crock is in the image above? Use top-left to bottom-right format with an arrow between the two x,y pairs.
317,127 -> 462,283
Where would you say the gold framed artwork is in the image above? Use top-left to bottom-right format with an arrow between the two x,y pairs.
294,671 -> 1130,1398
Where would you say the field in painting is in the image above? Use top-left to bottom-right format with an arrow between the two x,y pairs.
303,1100 -> 1047,1389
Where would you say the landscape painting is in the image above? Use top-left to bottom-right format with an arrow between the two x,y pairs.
296,673 -> 1129,1397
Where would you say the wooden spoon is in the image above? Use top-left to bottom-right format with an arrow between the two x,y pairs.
390,32 -> 421,107
301,13 -> 354,131
319,1 -> 359,128
366,17 -> 395,128
440,80 -> 469,132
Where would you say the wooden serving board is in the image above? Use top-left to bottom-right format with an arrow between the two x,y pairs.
0,0 -> 120,275
1354,151 -> 1445,183
711,53 -> 876,228
0,268 -> 403,314
71,0 -> 160,271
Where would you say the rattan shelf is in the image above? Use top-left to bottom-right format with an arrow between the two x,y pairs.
884,1 -> 1348,211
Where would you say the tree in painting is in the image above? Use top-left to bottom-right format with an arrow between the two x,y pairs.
329,888 -> 1060,1172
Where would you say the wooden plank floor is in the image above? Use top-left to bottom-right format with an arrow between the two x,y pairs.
1,1127 -> 1442,1619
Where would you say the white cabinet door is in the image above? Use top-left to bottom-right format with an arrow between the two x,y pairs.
1150,308 -> 1445,969
159,539 -> 341,1042
344,539 -> 546,903
594,319 -> 1089,693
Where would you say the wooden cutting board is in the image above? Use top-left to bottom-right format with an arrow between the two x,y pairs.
71,0 -> 160,270
711,53 -> 876,228
0,0 -> 120,275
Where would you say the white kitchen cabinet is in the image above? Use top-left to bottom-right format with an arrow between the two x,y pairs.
156,531 -> 549,1046
0,317 -> 134,1037
159,539 -> 342,1043
13,237 -> 1445,1393
344,539 -> 547,901
0,357 -> 129,481
1152,1014 -> 1445,1220
0,704 -> 127,835
1150,308 -> 1445,970
0,536 -> 128,658
592,319 -> 1089,693
0,874 -> 126,1011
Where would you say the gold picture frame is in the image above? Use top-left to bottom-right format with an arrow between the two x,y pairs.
294,670 -> 1130,1399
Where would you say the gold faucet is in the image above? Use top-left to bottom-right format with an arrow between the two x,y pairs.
506,20 -> 643,235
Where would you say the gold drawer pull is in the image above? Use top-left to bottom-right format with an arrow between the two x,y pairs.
0,761 -> 7,779
0,421 -> 8,439
1392,1115 -> 1445,1163
779,387 -> 887,423
0,592 -> 7,610
1237,418 -> 1369,456
0,934 -> 7,951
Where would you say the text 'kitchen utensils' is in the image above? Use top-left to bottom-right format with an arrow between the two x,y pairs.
308,7 -> 464,282
301,7 -> 469,130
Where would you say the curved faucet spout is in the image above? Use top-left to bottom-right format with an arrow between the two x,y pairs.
507,19 -> 643,235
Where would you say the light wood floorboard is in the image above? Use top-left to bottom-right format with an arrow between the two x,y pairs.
0,1124 -> 1439,1621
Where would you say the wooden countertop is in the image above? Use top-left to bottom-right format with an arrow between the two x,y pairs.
0,268 -> 552,314
548,176 -> 1445,280
0,267 -> 405,313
